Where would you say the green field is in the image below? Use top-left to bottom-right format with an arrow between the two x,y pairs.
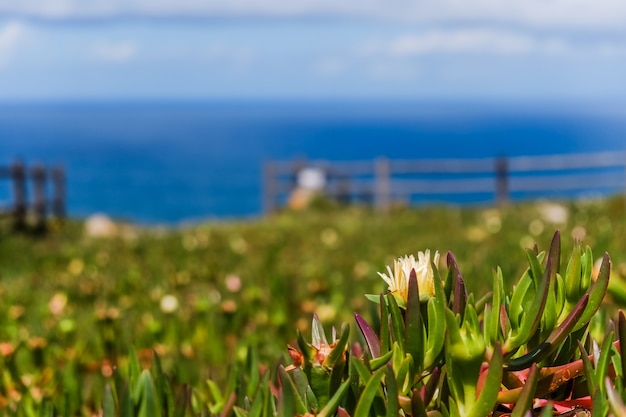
0,196 -> 625,413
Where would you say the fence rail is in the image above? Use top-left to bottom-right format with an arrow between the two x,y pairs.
262,151 -> 626,213
0,160 -> 66,230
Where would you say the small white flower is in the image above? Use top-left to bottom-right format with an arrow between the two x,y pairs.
160,294 -> 179,313
378,250 -> 440,306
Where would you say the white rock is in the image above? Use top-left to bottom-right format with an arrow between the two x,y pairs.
538,203 -> 569,224
85,213 -> 118,238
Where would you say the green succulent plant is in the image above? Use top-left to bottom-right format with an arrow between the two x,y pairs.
349,231 -> 615,416
278,231 -> 621,416
198,230 -> 622,417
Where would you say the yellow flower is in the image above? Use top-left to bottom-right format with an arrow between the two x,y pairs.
378,250 -> 440,306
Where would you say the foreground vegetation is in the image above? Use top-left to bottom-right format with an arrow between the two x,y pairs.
0,196 -> 625,415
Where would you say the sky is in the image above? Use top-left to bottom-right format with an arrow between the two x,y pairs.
1,1 -> 626,101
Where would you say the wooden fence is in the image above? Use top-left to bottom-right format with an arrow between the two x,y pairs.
262,151 -> 626,213
0,160 -> 66,230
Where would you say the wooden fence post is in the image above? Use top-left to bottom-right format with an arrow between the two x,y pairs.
375,157 -> 391,213
32,164 -> 47,230
11,160 -> 27,230
52,165 -> 66,221
495,156 -> 509,205
334,170 -> 351,204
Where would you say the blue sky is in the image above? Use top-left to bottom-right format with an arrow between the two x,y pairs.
1,0 -> 626,101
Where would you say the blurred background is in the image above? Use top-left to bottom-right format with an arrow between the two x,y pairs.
1,0 -> 626,224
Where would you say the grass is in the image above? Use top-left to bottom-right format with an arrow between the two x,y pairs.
0,196 -> 625,411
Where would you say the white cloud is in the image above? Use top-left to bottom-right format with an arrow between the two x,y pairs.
90,40 -> 137,62
1,0 -> 626,30
383,29 -> 535,56
361,29 -> 626,58
0,21 -> 24,68
0,0 -> 119,19
595,42 -> 626,58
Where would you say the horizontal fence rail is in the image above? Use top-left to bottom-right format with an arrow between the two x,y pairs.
262,151 -> 626,213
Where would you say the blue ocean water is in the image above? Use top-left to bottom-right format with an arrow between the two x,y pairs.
0,101 -> 625,224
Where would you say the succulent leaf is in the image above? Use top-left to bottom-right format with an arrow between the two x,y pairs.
411,387 -> 428,417
606,377 -> 626,417
444,306 -> 485,415
277,365 -> 307,416
563,244 -> 583,318
485,267 -> 503,347
380,292 -> 391,355
405,272 -> 425,375
316,380 -> 351,417
385,365 -> 400,417
510,364 -> 539,417
388,294 -> 406,354
619,311 -> 626,380
574,252 -> 611,332
421,367 -> 441,410
504,248 -> 552,354
424,296 -> 446,370
467,343 -> 503,417
369,349 -> 394,371
353,367 -> 386,417
355,313 -> 380,359
103,384 -> 116,417
447,252 -> 467,319
508,272 -> 534,332
424,262 -> 448,370
323,322 -> 350,368
395,354 -> 414,395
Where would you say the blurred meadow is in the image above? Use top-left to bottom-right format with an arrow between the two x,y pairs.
1,196 -> 626,411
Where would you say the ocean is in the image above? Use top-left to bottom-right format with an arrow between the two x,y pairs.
0,100 -> 625,225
